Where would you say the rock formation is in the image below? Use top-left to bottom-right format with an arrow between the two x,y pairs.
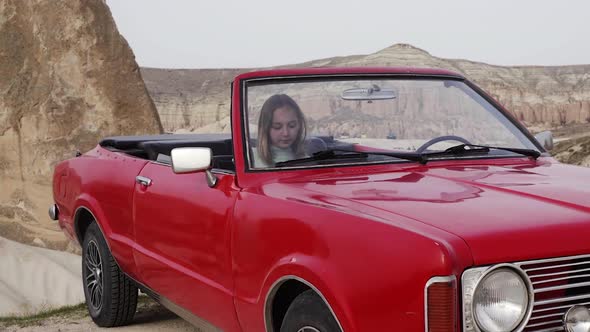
142,44 -> 590,133
553,136 -> 590,167
0,0 -> 162,250
141,68 -> 243,132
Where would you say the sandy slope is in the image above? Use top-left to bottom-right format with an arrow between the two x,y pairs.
0,236 -> 197,331
0,236 -> 85,316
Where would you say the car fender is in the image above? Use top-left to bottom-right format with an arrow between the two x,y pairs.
72,193 -> 138,278
74,194 -> 112,242
261,255 -> 354,332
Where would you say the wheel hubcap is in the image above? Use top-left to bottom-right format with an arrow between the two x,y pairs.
297,327 -> 321,332
84,240 -> 103,311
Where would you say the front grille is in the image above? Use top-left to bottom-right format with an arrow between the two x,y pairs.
516,254 -> 590,332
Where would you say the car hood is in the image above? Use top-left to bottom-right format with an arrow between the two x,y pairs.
291,159 -> 590,265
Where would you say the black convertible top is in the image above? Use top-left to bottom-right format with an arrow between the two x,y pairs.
99,134 -> 232,151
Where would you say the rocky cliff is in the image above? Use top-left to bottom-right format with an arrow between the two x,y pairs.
142,44 -> 590,133
0,0 -> 162,250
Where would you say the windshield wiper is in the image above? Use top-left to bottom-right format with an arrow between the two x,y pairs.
423,144 -> 541,160
274,144 -> 540,167
274,148 -> 424,167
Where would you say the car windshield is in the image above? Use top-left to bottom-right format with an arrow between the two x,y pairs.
244,77 -> 540,169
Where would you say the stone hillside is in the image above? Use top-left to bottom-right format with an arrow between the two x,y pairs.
142,44 -> 590,133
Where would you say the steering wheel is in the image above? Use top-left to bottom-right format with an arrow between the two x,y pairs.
416,135 -> 472,153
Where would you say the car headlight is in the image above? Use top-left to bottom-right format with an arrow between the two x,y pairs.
462,264 -> 533,332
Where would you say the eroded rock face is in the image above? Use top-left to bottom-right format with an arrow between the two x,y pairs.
0,0 -> 162,183
0,0 -> 162,250
142,44 -> 590,133
141,68 -> 243,132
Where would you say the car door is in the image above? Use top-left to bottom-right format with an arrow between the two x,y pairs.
132,162 -> 241,331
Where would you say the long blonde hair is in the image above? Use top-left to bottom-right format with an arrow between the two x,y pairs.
257,94 -> 307,165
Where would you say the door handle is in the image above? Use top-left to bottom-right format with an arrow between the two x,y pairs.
135,176 -> 152,187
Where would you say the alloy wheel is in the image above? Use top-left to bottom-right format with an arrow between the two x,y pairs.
297,327 -> 321,332
84,239 -> 104,311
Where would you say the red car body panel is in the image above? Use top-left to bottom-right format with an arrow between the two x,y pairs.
51,67 -> 590,331
231,182 -> 473,331
132,163 -> 241,331
54,147 -> 149,279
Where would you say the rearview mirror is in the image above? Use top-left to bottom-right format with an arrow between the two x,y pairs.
534,131 -> 554,151
341,84 -> 396,100
171,147 -> 212,174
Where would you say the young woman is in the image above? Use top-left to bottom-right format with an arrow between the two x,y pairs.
253,94 -> 307,167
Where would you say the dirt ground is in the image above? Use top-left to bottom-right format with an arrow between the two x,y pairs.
0,297 -> 199,332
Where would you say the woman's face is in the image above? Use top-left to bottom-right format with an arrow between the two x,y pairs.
269,106 -> 300,149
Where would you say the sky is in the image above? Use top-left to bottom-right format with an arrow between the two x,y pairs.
106,0 -> 590,69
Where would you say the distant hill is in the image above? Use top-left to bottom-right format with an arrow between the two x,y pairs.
141,43 -> 590,132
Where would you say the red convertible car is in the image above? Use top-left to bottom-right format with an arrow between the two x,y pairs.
51,67 -> 590,332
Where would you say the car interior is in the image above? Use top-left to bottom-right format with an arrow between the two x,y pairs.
99,134 -> 359,172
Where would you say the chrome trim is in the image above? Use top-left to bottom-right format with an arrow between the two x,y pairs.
127,274 -> 221,331
135,175 -> 152,186
462,263 -> 534,332
514,253 -> 590,266
150,292 -> 220,331
529,311 -> 568,320
210,169 -> 236,175
515,254 -> 590,331
149,160 -> 173,167
264,275 -> 345,332
241,82 -> 253,170
530,267 -> 590,280
149,160 -> 236,175
533,302 -> 590,314
244,73 -> 464,83
523,260 -> 590,272
423,275 -> 456,332
535,293 -> 590,306
534,328 -> 564,332
205,170 -> 218,187
48,204 -> 59,221
527,320 -> 563,328
534,280 -> 590,293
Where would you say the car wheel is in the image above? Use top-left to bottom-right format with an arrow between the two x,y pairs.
280,290 -> 342,332
82,222 -> 138,327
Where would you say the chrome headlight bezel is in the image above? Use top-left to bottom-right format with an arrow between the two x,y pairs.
462,263 -> 534,332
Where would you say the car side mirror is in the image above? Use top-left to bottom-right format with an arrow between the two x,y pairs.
171,147 -> 218,187
534,131 -> 554,151
171,147 -> 212,174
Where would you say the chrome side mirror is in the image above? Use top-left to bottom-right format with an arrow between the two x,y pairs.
534,131 -> 554,151
171,147 -> 212,174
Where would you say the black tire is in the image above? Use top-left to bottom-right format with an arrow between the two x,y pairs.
82,222 -> 138,327
280,290 -> 342,332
